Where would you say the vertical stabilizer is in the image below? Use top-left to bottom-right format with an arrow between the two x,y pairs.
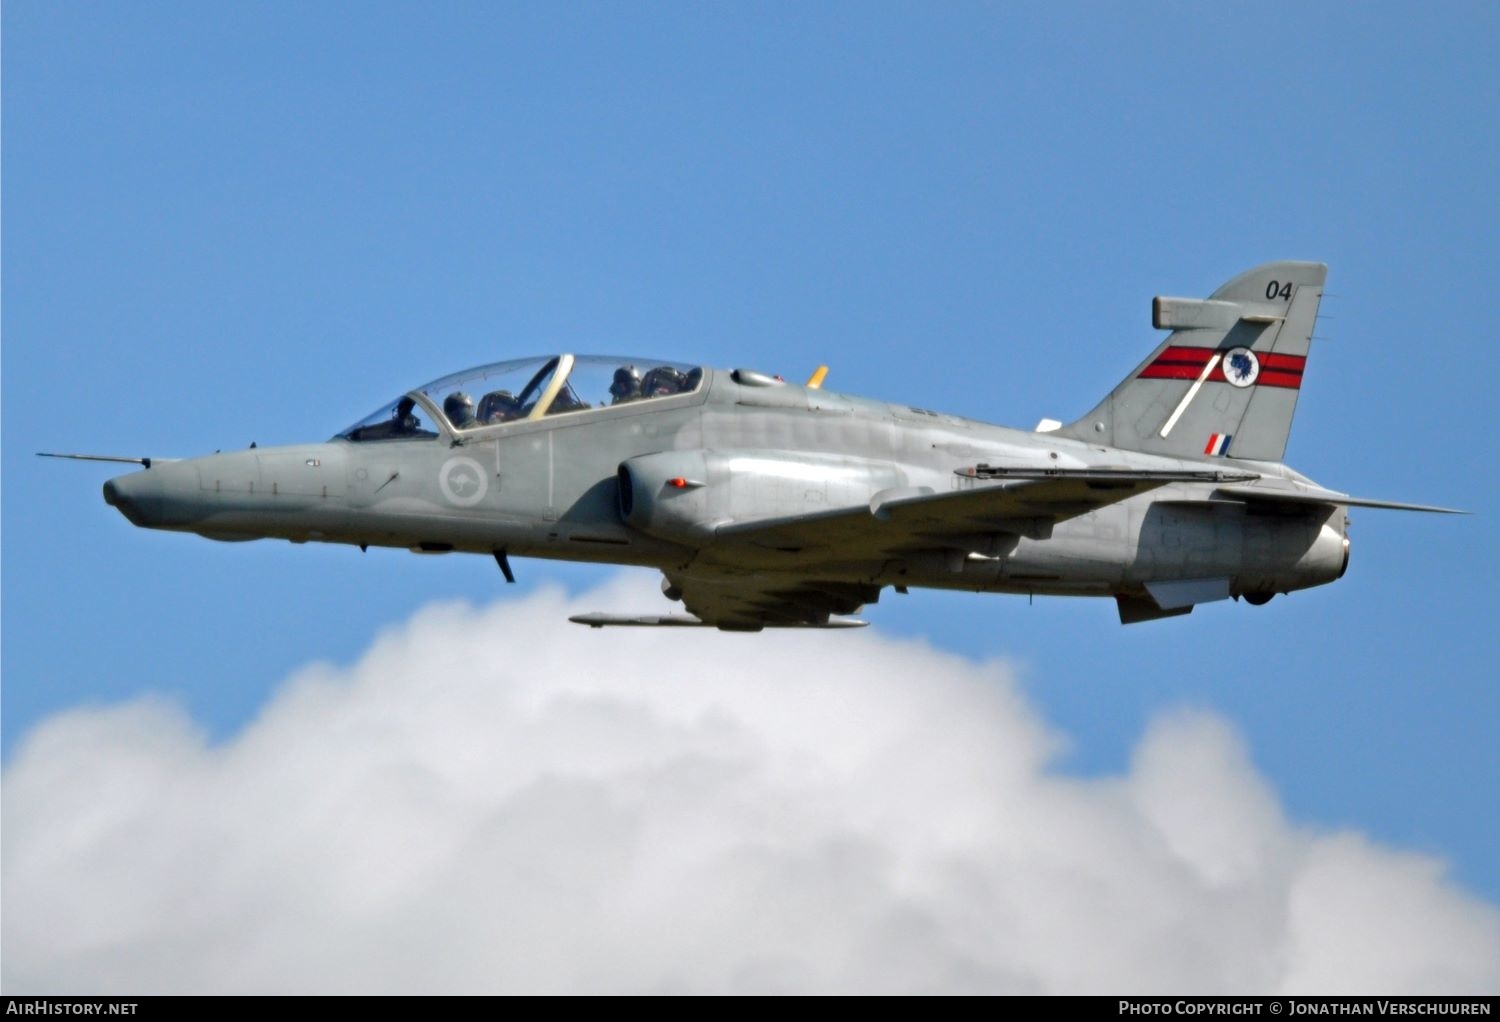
1057,261 -> 1326,462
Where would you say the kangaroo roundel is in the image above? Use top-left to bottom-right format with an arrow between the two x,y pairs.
439,456 -> 489,507
1223,347 -> 1260,388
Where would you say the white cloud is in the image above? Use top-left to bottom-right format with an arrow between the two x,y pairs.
4,575 -> 1497,994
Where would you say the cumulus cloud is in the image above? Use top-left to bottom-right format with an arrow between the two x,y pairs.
4,575 -> 1497,994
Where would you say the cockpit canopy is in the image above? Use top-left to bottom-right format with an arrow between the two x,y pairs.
338,355 -> 704,441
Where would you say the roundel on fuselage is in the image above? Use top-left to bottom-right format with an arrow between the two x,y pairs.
439,456 -> 488,507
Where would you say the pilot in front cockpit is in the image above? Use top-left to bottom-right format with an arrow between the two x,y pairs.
443,391 -> 477,429
610,366 -> 642,404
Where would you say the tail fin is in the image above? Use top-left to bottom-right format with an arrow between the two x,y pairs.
1056,261 -> 1326,462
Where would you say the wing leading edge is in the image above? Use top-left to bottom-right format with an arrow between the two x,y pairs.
715,467 -> 1260,554
1213,484 -> 1466,515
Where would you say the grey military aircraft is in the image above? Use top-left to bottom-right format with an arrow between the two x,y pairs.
45,261 -> 1459,629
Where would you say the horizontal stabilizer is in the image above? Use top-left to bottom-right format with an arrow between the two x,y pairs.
569,612 -> 867,629
1214,485 -> 1467,515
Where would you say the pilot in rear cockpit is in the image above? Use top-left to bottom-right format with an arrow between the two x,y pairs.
641,365 -> 686,398
478,390 -> 520,424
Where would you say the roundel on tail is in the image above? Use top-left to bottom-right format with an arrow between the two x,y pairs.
1223,347 -> 1260,388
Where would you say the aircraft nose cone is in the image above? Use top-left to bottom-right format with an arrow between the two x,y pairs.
103,472 -> 156,527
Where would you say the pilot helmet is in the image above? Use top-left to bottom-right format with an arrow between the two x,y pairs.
643,365 -> 685,396
610,365 -> 642,399
394,396 -> 418,426
478,390 -> 518,423
444,391 -> 476,426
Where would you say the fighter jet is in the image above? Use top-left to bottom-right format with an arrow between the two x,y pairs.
44,261 -> 1459,629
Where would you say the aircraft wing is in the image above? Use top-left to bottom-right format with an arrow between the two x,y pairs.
610,468 -> 1253,630
714,467 -> 1258,555
1212,484 -> 1466,514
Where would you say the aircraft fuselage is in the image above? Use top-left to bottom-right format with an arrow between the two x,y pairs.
102,366 -> 1349,616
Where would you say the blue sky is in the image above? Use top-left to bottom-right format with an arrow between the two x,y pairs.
4,0 -> 1497,940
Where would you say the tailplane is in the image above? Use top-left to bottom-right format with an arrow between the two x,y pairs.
1056,261 -> 1326,462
